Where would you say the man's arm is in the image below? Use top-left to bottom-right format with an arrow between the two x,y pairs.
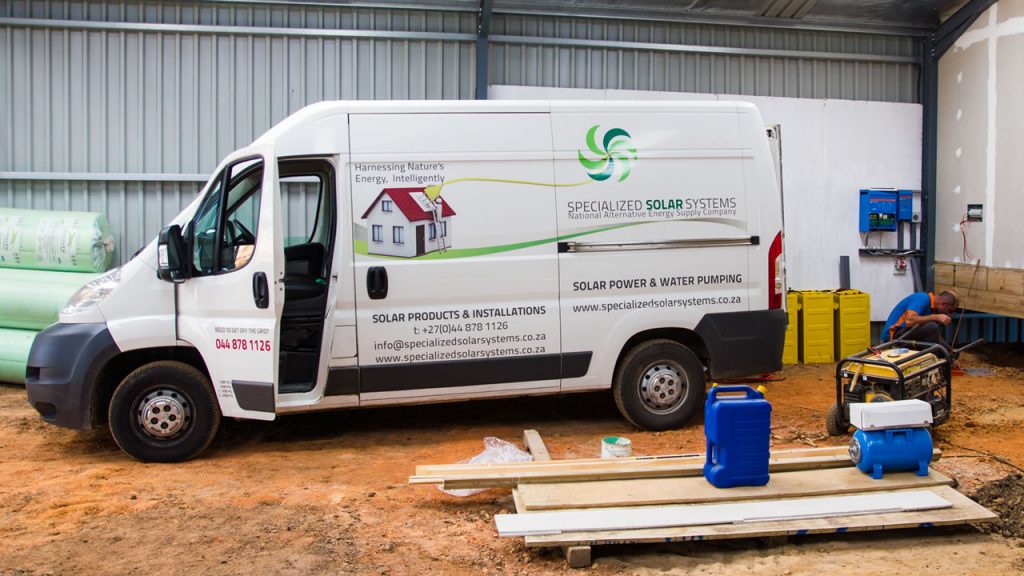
904,310 -> 952,327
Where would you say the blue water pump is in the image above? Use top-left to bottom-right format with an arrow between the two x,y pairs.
848,400 -> 934,480
849,427 -> 933,480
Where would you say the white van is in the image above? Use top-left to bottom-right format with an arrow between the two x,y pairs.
26,100 -> 786,462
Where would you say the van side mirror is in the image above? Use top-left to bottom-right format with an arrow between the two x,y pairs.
157,224 -> 189,282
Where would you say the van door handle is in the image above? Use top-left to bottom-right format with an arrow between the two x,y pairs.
252,272 -> 269,309
367,267 -> 388,300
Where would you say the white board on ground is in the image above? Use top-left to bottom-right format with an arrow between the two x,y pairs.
494,489 -> 951,537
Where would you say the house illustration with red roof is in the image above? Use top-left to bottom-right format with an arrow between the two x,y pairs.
361,187 -> 456,257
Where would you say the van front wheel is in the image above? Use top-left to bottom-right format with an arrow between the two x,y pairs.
108,361 -> 221,463
613,340 -> 705,431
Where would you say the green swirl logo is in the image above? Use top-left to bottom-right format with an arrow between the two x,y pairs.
578,125 -> 638,182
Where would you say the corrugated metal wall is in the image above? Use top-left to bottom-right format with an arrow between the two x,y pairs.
490,15 -> 920,102
1,0 -> 921,264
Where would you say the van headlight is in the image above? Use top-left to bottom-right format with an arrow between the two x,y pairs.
62,268 -> 123,314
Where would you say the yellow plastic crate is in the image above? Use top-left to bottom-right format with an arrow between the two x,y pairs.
834,289 -> 871,360
798,290 -> 835,363
782,292 -> 799,364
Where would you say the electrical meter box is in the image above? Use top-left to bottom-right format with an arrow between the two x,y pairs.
859,189 -> 898,232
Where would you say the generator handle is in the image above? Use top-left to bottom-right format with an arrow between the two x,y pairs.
887,340 -> 951,361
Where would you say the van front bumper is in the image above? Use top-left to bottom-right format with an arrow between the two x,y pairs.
25,323 -> 120,431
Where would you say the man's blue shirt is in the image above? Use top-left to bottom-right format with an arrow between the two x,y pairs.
880,292 -> 933,342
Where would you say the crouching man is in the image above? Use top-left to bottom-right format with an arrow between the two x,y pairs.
881,290 -> 959,349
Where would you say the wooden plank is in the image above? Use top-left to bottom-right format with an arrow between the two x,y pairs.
522,486 -> 995,547
522,430 -> 551,462
954,263 -> 987,292
414,446 -> 846,477
518,430 -> 593,568
934,262 -> 955,286
934,260 -> 1024,318
517,468 -> 954,511
411,448 -> 943,490
959,288 -> 1023,318
496,490 -> 951,537
988,267 -> 1024,296
512,487 -> 526,513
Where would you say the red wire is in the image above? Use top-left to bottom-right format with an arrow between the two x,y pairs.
960,215 -> 977,262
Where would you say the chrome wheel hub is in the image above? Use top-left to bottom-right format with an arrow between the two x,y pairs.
136,388 -> 191,439
639,363 -> 684,412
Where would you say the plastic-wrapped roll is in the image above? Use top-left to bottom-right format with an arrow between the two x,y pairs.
0,268 -> 100,287
0,208 -> 115,272
0,270 -> 97,330
0,328 -> 36,384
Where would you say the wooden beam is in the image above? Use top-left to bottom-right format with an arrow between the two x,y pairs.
522,430 -> 551,462
496,490 -> 952,537
564,545 -> 591,568
416,446 -> 842,479
521,486 -> 995,547
519,430 -> 593,569
410,447 -> 943,490
935,260 -> 1024,318
516,468 -> 954,511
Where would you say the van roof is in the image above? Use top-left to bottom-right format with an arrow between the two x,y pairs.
254,99 -> 755,148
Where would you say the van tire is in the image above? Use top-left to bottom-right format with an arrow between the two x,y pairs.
613,340 -> 704,431
108,361 -> 221,463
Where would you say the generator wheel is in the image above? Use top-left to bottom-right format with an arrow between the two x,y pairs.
613,339 -> 704,431
826,403 -> 848,436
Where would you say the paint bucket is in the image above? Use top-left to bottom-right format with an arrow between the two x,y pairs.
601,436 -> 632,459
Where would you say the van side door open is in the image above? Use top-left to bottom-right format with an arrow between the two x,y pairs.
276,159 -> 339,398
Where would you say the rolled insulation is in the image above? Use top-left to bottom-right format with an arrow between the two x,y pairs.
0,268 -> 100,287
0,208 -> 115,272
0,270 -> 97,330
0,328 -> 37,385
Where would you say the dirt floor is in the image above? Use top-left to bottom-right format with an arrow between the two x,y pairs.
2,346 -> 1024,575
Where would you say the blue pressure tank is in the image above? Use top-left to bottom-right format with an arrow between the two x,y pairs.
704,385 -> 772,488
849,427 -> 933,480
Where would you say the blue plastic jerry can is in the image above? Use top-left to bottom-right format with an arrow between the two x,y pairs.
704,385 -> 772,488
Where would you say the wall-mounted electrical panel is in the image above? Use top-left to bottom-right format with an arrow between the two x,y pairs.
859,188 -> 916,232
859,188 -> 898,232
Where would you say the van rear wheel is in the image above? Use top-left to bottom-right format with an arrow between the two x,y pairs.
108,361 -> 221,463
613,340 -> 704,431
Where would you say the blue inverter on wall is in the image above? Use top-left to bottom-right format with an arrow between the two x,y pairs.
897,189 -> 914,222
704,386 -> 772,488
859,188 -> 898,232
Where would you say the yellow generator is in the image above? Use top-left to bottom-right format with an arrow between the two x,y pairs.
826,340 -> 965,436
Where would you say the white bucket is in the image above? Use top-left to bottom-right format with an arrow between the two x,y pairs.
601,436 -> 632,459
